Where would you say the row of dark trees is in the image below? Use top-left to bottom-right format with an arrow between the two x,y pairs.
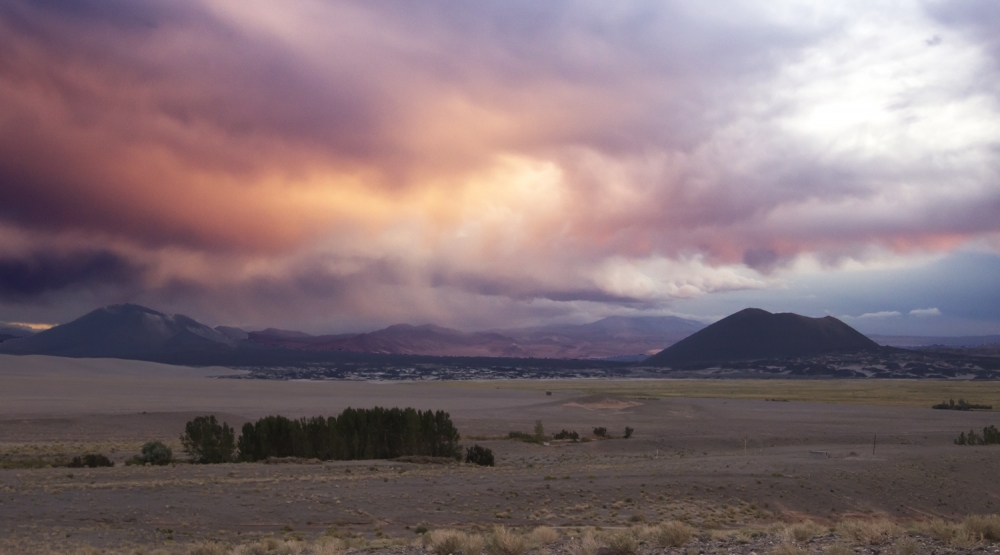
181,408 -> 462,463
237,408 -> 461,461
933,398 -> 993,411
955,425 -> 1000,445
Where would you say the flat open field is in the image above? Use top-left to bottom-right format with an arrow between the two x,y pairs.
2,355 -> 1000,554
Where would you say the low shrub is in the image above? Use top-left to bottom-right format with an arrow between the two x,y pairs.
139,440 -> 173,466
465,445 -> 495,466
567,531 -> 600,555
508,431 -> 541,444
599,530 -> 638,555
786,520 -> 824,543
837,518 -> 901,545
965,514 -> 1000,541
67,453 -> 113,468
624,427 -> 634,439
426,529 -> 479,555
553,429 -> 579,440
593,427 -> 608,438
650,521 -> 696,547
528,526 -> 559,547
485,526 -> 528,555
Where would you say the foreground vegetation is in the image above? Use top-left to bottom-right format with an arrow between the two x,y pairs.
8,516 -> 1000,555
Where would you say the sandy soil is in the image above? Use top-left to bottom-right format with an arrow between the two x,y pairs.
2,355 -> 1000,553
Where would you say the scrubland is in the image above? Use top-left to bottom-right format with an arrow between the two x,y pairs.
3,358 -> 1000,553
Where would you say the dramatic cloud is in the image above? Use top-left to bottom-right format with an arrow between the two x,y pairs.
0,0 -> 998,331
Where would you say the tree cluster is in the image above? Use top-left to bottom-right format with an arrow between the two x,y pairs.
955,425 -> 1000,445
933,398 -> 993,411
236,407 -> 461,462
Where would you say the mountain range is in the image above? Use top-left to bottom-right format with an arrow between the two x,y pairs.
0,304 -> 704,361
645,308 -> 879,367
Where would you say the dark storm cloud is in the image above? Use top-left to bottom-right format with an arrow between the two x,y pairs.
0,249 -> 146,301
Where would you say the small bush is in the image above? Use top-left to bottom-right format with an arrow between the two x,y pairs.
528,526 -> 559,547
465,445 -> 495,466
568,531 -> 600,555
485,526 -> 528,555
67,453 -> 113,468
824,542 -> 851,555
181,415 -> 236,464
534,421 -> 545,442
508,431 -> 541,444
139,440 -> 173,466
623,426 -> 634,439
599,530 -> 638,555
897,536 -> 918,555
593,427 -> 608,438
553,430 -> 579,440
425,529 -> 468,555
786,520 -> 824,543
956,425 -> 1000,445
837,518 -> 901,545
651,521 -> 696,547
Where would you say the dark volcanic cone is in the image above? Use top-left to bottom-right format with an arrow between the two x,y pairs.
0,303 -> 236,358
644,308 -> 878,367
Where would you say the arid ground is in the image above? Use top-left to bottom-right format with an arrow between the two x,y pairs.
2,354 -> 1000,554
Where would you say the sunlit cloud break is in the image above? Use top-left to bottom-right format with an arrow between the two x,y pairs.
0,0 -> 998,333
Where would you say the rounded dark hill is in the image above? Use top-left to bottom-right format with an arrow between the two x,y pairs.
643,308 -> 879,367
0,303 -> 236,358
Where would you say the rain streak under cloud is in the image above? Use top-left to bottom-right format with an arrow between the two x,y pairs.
0,0 -> 999,335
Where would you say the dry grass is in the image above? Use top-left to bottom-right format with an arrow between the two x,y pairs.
472,379 -> 1000,409
598,530 -> 638,555
648,521 -> 696,547
769,542 -> 806,555
528,526 -> 560,547
965,514 -> 1000,541
425,529 -> 484,555
896,536 -> 918,555
567,531 -> 600,555
837,518 -> 902,545
824,543 -> 851,555
190,543 -> 229,555
785,520 -> 825,543
484,526 -> 529,555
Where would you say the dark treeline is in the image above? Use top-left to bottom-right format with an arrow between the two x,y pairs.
955,425 -> 1000,446
933,398 -> 993,411
237,407 -> 461,462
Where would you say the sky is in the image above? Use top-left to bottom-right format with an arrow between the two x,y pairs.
1,0 -> 999,336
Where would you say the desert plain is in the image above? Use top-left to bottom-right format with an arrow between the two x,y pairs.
3,354 -> 1000,555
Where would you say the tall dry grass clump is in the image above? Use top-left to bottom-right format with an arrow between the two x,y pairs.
528,526 -> 560,547
965,514 -> 1000,541
837,518 -> 901,545
425,529 -> 484,555
598,530 -> 638,555
785,520 -> 825,543
485,526 -> 529,555
648,521 -> 696,547
567,530 -> 600,555
823,544 -> 851,555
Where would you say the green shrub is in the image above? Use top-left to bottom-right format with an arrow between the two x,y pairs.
67,453 -> 113,468
181,415 -> 236,464
593,427 -> 608,438
465,444 -> 495,466
553,430 -> 579,440
139,440 -> 173,466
